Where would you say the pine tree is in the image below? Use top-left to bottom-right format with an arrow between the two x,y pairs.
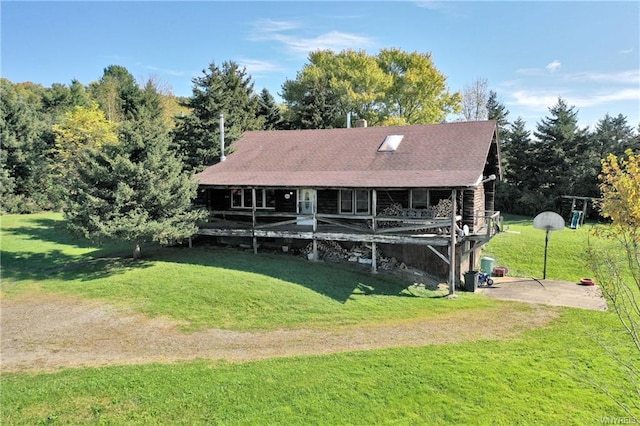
486,90 -> 510,134
257,88 -> 282,130
530,98 -> 589,209
63,81 -> 205,256
172,61 -> 262,171
0,79 -> 51,212
591,113 -> 636,158
495,117 -> 538,214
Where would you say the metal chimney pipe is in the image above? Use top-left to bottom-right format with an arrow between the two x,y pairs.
219,113 -> 226,162
347,112 -> 351,128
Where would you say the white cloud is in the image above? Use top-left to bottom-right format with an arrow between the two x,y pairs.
238,59 -> 284,74
570,88 -> 640,108
509,90 -> 563,110
545,60 -> 561,72
139,64 -> 187,77
415,1 -> 446,10
508,88 -> 640,111
565,69 -> 640,85
250,18 -> 375,56
251,19 -> 301,35
276,31 -> 374,54
619,48 -> 634,55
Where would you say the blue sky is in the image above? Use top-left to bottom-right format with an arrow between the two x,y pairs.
2,1 -> 638,131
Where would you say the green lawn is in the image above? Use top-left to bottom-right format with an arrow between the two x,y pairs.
1,309 -> 635,424
2,214 -> 496,331
483,214 -> 616,282
1,213 -> 638,424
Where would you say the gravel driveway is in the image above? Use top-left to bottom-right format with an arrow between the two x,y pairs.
1,292 -> 559,373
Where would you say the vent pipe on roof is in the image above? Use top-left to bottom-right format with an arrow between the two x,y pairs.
219,113 -> 226,162
355,118 -> 367,128
347,112 -> 351,128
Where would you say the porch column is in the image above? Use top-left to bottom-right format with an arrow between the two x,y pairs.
449,189 -> 457,295
371,189 -> 377,273
252,188 -> 258,254
312,189 -> 318,261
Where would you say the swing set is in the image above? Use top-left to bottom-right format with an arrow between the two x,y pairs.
561,195 -> 601,229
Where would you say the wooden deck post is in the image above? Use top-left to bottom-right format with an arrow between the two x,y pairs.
371,242 -> 378,274
312,189 -> 318,261
371,189 -> 377,273
252,188 -> 258,254
449,189 -> 457,295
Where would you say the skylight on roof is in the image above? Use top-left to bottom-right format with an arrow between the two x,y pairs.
378,135 -> 404,152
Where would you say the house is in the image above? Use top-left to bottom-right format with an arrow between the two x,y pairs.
195,120 -> 502,293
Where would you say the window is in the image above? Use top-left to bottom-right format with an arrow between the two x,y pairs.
231,189 -> 275,209
340,190 -> 353,213
356,190 -> 369,214
410,189 -> 451,209
378,135 -> 404,152
339,189 -> 370,215
411,189 -> 428,209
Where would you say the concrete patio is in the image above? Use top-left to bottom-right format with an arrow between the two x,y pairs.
477,277 -> 608,311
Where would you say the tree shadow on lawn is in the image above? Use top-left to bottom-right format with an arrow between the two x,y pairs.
1,219 -> 150,284
157,244 -> 441,304
3,217 -> 129,253
1,249 -> 154,284
2,218 -> 442,303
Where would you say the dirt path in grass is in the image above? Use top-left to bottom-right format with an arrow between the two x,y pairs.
1,293 -> 560,373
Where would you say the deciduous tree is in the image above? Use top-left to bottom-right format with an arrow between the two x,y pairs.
461,78 -> 488,121
281,48 -> 460,128
589,149 -> 640,419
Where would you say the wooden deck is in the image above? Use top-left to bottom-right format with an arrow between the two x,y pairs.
197,211 -> 501,247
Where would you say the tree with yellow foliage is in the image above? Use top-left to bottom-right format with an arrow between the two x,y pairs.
53,102 -> 118,168
590,149 -> 640,419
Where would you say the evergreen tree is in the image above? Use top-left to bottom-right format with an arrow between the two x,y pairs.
63,91 -> 205,257
497,118 -> 546,214
486,90 -> 510,135
172,61 -> 262,171
89,65 -> 142,122
257,88 -> 282,130
0,79 -> 51,212
530,98 -> 589,209
284,77 -> 341,130
591,113 -> 637,158
503,118 -> 531,188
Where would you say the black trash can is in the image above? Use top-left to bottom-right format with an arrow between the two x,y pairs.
464,271 -> 479,292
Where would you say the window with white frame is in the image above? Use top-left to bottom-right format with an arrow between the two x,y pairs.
339,189 -> 370,215
231,189 -> 276,209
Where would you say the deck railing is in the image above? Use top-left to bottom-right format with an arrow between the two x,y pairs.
203,210 -> 464,236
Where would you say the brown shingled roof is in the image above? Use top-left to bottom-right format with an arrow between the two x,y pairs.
196,120 -> 498,188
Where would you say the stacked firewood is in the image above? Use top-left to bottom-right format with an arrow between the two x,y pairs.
375,203 -> 404,229
301,241 -> 403,270
432,199 -> 453,217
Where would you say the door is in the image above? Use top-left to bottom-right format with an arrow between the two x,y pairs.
297,188 -> 315,225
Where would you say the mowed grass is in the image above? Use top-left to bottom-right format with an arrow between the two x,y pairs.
2,213 -> 638,423
1,213 -> 495,331
483,214 -> 618,282
1,309 -> 636,424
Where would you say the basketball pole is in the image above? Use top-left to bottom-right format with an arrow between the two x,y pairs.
543,229 -> 549,279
